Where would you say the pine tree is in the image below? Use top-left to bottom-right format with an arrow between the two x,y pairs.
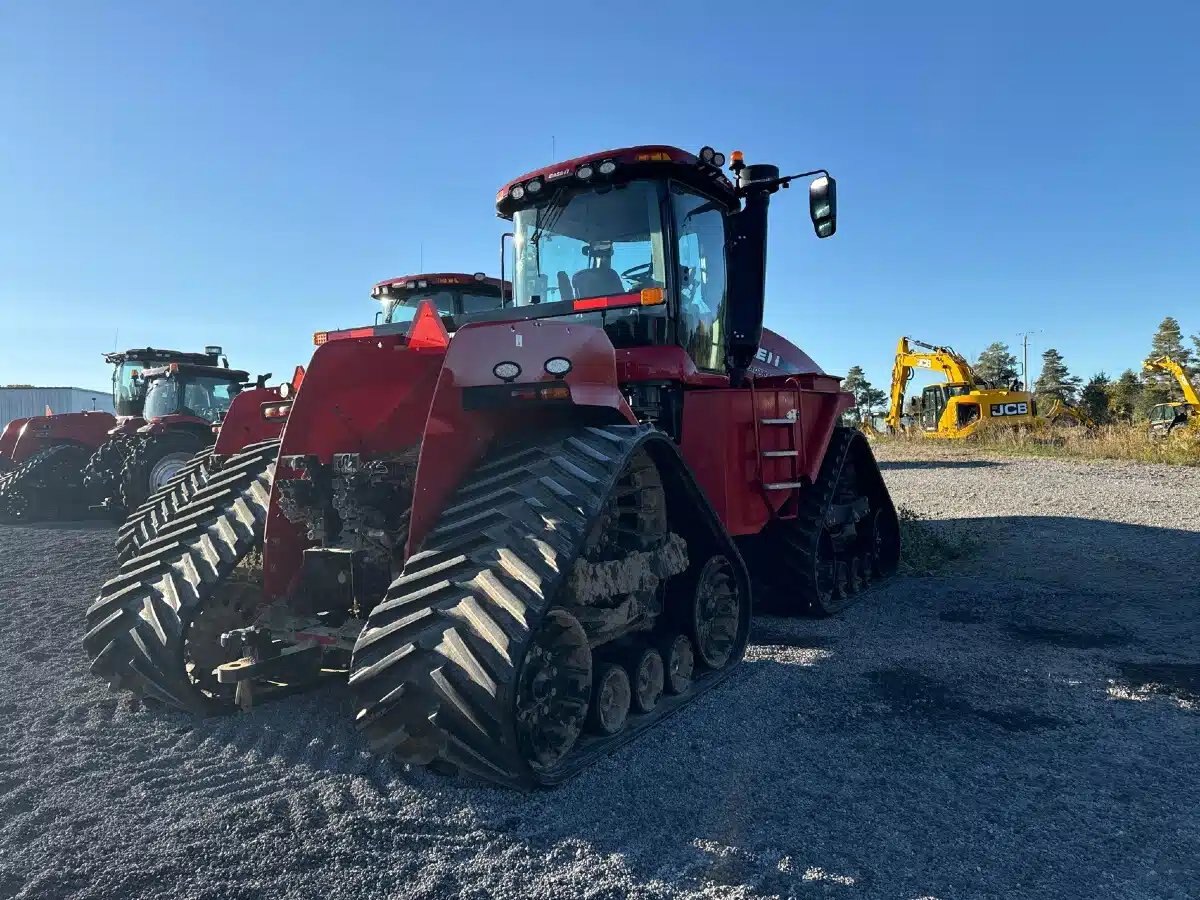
1136,381 -> 1173,422
1080,372 -> 1111,425
840,366 -> 888,425
1107,369 -> 1142,422
1033,348 -> 1082,404
841,366 -> 868,425
974,342 -> 1020,387
1148,316 -> 1192,370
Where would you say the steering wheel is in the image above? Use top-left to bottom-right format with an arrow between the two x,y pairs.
620,262 -> 656,289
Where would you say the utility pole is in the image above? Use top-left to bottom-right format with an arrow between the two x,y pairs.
1017,330 -> 1041,391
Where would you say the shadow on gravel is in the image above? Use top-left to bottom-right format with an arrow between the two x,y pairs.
748,620 -> 834,650
1007,624 -> 1129,650
862,667 -> 1065,733
20,519 -> 116,532
878,459 -> 1004,470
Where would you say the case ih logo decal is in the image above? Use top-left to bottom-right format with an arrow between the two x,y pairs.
755,347 -> 783,368
990,402 -> 1029,417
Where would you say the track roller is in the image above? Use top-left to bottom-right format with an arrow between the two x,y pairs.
659,633 -> 694,695
588,662 -> 631,736
629,647 -> 664,714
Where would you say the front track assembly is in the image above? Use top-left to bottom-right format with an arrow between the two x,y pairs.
83,440 -> 279,711
350,425 -> 751,789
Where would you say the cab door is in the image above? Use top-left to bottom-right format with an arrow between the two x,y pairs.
921,385 -> 945,432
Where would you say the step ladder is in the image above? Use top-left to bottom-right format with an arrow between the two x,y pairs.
752,380 -> 806,520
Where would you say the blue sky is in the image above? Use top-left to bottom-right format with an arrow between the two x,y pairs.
1,1 -> 1197,396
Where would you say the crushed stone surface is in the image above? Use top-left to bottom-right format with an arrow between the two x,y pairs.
0,449 -> 1197,900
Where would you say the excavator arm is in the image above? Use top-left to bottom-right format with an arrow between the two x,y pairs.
885,336 -> 980,431
1145,356 -> 1200,408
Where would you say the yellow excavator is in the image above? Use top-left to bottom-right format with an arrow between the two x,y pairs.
1143,356 -> 1199,438
885,337 -> 1038,438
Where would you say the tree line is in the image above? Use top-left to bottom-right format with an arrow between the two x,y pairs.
842,316 -> 1199,425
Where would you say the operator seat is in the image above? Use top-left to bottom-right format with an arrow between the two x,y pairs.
572,265 -> 624,301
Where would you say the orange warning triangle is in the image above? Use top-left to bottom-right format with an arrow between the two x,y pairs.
407,299 -> 450,351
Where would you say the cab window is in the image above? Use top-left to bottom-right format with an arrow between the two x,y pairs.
670,184 -> 728,372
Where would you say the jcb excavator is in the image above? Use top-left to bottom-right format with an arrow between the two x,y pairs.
885,337 -> 1037,438
1143,356 -> 1199,438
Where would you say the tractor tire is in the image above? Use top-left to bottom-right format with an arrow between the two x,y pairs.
349,425 -> 751,789
0,444 -> 91,522
83,440 -> 278,713
114,446 -> 219,564
118,430 -> 211,516
745,427 -> 900,617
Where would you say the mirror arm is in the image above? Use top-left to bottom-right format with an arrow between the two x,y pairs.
734,168 -> 830,198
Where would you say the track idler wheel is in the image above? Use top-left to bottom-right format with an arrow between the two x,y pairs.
587,662 -> 631,736
515,609 -> 592,773
690,555 -> 741,670
629,647 -> 664,714
659,633 -> 694,695
870,506 -> 901,578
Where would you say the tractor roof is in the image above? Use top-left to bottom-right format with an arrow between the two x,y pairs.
139,362 -> 248,382
104,347 -> 222,367
371,273 -> 510,297
495,145 -> 738,218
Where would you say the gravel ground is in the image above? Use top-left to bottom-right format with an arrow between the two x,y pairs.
1,448 -> 1198,900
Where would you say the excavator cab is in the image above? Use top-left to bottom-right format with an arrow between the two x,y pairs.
1148,402 -> 1188,438
919,383 -> 974,432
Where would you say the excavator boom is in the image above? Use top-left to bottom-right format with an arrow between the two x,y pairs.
1145,356 -> 1200,408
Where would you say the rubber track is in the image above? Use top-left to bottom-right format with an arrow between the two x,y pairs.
83,440 -> 278,713
766,426 -> 898,616
115,441 -> 278,564
115,447 -> 218,563
0,445 -> 82,522
349,424 -> 748,790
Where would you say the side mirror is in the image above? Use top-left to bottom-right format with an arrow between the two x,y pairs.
809,175 -> 837,238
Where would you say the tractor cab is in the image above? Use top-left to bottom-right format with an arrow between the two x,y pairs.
372,273 -> 509,325
105,346 -> 227,417
495,145 -> 836,384
138,362 -> 247,424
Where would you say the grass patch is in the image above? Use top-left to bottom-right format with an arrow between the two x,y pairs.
897,505 -> 980,575
972,423 -> 1198,465
874,424 -> 1199,466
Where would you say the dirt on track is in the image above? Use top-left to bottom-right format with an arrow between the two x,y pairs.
0,448 -> 1197,900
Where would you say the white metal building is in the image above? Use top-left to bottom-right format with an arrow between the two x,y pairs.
0,386 -> 114,423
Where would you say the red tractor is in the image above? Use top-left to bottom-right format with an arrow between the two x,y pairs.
113,274 -> 508,562
0,346 -> 233,521
86,147 -> 899,790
